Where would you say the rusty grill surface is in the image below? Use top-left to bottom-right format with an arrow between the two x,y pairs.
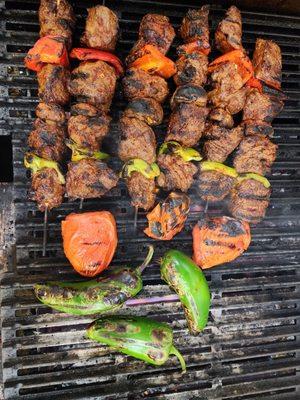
1,0 -> 300,399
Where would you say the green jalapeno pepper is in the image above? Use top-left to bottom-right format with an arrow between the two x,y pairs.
87,315 -> 186,371
120,159 -> 160,179
34,246 -> 154,315
159,141 -> 202,162
66,139 -> 109,162
200,161 -> 238,178
237,172 -> 270,188
160,250 -> 210,335
24,152 -> 65,184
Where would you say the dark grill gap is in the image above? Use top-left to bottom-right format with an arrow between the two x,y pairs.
0,0 -> 300,399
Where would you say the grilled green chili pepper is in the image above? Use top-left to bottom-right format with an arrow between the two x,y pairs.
66,139 -> 109,162
159,141 -> 202,162
200,161 -> 238,178
24,152 -> 65,184
237,172 -> 270,188
87,315 -> 186,371
34,246 -> 154,315
160,250 -> 210,335
121,158 -> 160,179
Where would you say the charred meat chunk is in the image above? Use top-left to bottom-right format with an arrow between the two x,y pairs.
36,102 -> 66,125
229,178 -> 271,224
81,6 -> 118,51
118,116 -> 156,164
123,98 -> 163,126
69,61 -> 117,110
174,52 -> 208,87
244,123 -> 274,138
71,103 -> 99,117
28,119 -> 66,162
208,108 -> 234,128
253,39 -> 282,89
38,64 -> 70,106
203,124 -> 244,163
30,168 -> 64,211
215,6 -> 243,53
126,172 -> 156,210
179,6 -> 210,49
157,154 -> 198,192
68,113 -> 111,151
170,84 -> 207,109
197,170 -> 235,202
39,0 -> 75,48
122,68 -> 169,103
166,103 -> 208,147
243,88 -> 284,132
139,13 -> 175,54
234,135 -> 277,176
208,62 -> 248,114
66,158 -> 118,200
126,14 -> 175,64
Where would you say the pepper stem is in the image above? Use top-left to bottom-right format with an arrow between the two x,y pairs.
136,245 -> 154,274
170,345 -> 186,373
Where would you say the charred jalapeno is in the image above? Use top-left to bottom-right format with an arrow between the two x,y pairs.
160,250 -> 210,335
87,315 -> 186,371
34,246 -> 154,315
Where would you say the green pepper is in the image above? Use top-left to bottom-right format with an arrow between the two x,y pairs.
237,172 -> 270,188
34,246 -> 154,315
159,141 -> 202,162
24,152 -> 65,184
160,250 -> 210,335
121,159 -> 160,179
66,139 -> 109,162
200,161 -> 238,178
87,315 -> 186,371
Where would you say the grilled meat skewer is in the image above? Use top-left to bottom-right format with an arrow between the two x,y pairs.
157,6 -> 210,193
120,13 -> 175,211
66,5 -> 120,201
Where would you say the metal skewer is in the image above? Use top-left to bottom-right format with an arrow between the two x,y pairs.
204,199 -> 209,214
126,294 -> 179,307
42,206 -> 48,257
79,197 -> 84,211
133,205 -> 138,232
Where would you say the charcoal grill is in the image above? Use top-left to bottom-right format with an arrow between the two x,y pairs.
1,0 -> 300,399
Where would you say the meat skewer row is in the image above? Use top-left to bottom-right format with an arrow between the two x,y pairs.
197,6 -> 248,203
229,38 -> 285,223
65,5 -> 121,205
24,0 -> 75,255
119,14 -> 176,218
157,6 -> 210,194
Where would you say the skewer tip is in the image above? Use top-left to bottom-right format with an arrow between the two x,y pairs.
79,198 -> 84,211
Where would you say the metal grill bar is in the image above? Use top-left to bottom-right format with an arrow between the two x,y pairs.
1,0 -> 300,399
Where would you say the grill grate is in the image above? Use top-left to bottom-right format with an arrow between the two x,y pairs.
1,0 -> 300,399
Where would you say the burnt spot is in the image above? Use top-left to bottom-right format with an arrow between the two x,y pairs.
124,78 -> 144,90
178,65 -> 197,83
103,289 -> 128,306
85,287 -> 100,301
71,72 -> 88,80
147,349 -> 164,362
173,84 -> 206,107
39,130 -> 57,146
220,218 -> 246,237
127,99 -> 153,115
113,270 -> 138,288
204,239 -> 236,249
151,329 -> 167,343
